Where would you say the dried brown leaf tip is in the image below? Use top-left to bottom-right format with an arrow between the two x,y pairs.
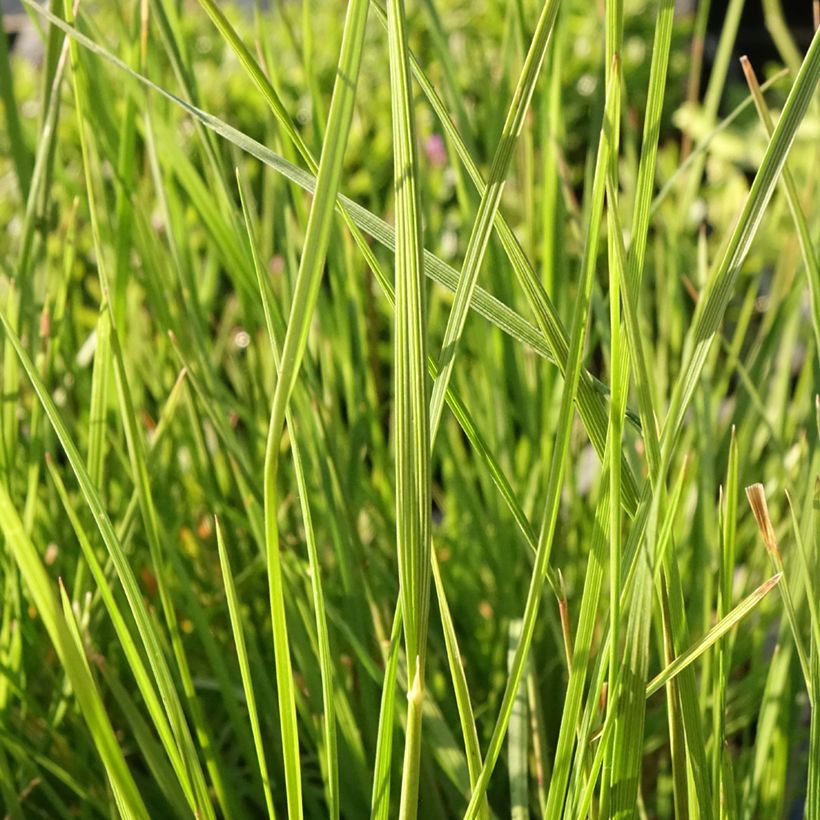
745,483 -> 780,558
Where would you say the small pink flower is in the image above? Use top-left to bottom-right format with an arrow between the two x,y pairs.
424,134 -> 447,168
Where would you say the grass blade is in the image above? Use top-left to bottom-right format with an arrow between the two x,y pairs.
647,572 -> 782,697
215,518 -> 276,819
384,0 -> 432,809
426,0 -> 561,438
0,482 -> 148,818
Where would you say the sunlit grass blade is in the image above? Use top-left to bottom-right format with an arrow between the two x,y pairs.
238,172 -> 338,819
426,0 -> 561,438
431,553 -> 487,818
215,518 -> 276,819
56,581 -> 129,818
232,0 -> 370,812
746,483 -> 812,692
371,603 -> 403,820
0,306 -> 211,817
647,572 -> 782,697
384,0 -> 432,809
603,176 -> 625,819
469,56 -> 620,820
507,619 -> 529,820
740,55 -> 820,355
713,427 -> 738,816
97,661 -> 190,817
0,481 -> 148,819
608,550 -> 652,819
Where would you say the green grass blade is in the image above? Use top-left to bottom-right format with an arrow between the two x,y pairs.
659,578 -> 689,819
215,518 -> 276,819
384,0 -> 432,810
470,56 -> 620,820
713,427 -> 739,817
238,0 -> 371,812
97,661 -> 190,818
371,603 -> 403,820
238,172 -> 339,819
608,550 -> 652,819
507,619 -> 529,820
740,55 -> 820,357
431,553 -> 487,818
0,305 -> 211,817
647,572 -> 782,697
0,481 -> 148,819
426,0 -> 561,438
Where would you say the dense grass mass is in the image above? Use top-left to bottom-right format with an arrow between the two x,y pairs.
0,0 -> 819,816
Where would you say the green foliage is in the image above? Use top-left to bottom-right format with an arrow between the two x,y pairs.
0,0 -> 818,816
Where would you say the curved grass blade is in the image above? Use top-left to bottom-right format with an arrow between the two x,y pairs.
238,173 -> 338,819
0,482 -> 148,819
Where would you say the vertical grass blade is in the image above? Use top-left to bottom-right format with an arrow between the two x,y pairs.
385,0 -> 432,811
215,519 -> 276,819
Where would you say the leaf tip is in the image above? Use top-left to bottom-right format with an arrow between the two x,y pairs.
745,483 -> 780,558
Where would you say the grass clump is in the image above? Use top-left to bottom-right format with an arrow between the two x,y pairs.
0,0 -> 818,816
